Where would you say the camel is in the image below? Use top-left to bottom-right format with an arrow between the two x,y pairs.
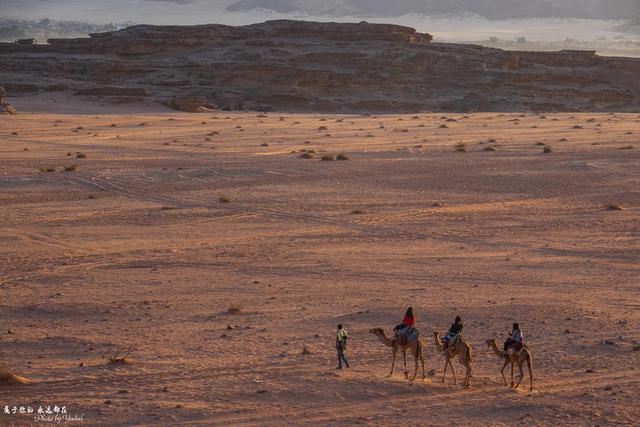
486,338 -> 533,391
433,331 -> 472,387
369,328 -> 425,381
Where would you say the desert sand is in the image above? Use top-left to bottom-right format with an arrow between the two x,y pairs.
1,105 -> 639,425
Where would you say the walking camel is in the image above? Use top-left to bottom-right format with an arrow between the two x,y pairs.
369,328 -> 425,381
485,338 -> 533,391
433,330 -> 473,387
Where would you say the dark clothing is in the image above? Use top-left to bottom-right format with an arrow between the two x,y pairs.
449,322 -> 463,335
504,339 -> 514,352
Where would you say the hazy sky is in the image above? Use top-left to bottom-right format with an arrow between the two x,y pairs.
1,0 -> 638,24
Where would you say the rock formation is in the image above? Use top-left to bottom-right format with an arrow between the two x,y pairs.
0,87 -> 17,115
0,20 -> 639,113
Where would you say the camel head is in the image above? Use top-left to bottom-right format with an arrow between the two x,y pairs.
485,338 -> 497,347
432,330 -> 439,337
369,327 -> 384,335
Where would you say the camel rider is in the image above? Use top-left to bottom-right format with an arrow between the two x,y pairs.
393,307 -> 416,337
441,316 -> 463,351
336,324 -> 349,369
503,322 -> 523,354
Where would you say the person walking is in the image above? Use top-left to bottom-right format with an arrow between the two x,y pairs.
336,324 -> 350,369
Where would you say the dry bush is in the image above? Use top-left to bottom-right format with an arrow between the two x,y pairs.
299,152 -> 315,159
317,126 -> 328,131
76,153 -> 87,159
108,347 -> 133,365
605,203 -> 624,211
483,146 -> 496,152
39,166 -> 56,173
439,124 -> 449,129
228,303 -> 242,313
64,165 -> 79,172
219,195 -> 231,203
350,209 -> 366,215
321,154 -> 335,161
336,153 -> 349,161
543,145 -> 553,153
455,144 -> 467,152
620,146 -> 634,150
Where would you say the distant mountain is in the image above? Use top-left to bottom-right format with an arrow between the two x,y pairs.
226,0 -> 640,20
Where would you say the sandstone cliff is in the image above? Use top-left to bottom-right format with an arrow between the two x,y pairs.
1,20 -> 638,113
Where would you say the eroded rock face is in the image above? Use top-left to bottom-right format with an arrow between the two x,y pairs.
0,20 -> 638,112
0,87 -> 17,115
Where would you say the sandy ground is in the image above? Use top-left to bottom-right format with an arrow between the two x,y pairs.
1,105 -> 639,426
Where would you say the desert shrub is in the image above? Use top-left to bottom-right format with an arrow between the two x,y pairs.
228,303 -> 242,313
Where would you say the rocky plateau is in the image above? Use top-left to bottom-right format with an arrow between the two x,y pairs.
1,19 -> 639,113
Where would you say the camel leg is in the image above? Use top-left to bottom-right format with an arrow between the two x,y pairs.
442,356 -> 448,383
403,349 -> 408,379
514,362 -> 525,390
510,361 -> 515,387
459,356 -> 470,388
448,358 -> 456,385
500,359 -> 509,386
527,356 -> 533,391
420,347 -> 426,380
411,354 -> 418,381
464,362 -> 471,388
389,349 -> 396,377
